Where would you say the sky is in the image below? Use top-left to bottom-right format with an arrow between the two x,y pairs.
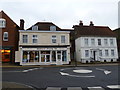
0,0 -> 119,30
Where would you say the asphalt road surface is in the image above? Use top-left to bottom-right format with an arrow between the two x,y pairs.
2,65 -> 120,90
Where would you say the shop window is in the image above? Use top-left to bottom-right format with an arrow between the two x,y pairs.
22,51 -> 28,63
52,51 -> 56,62
1,50 -> 11,62
62,51 -> 67,61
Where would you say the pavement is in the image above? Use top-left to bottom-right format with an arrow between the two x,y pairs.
1,62 -> 120,68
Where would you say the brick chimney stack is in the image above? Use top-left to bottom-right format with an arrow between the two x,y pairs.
20,19 -> 24,30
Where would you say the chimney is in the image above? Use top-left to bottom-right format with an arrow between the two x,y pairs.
20,19 -> 24,30
90,21 -> 94,26
79,20 -> 83,26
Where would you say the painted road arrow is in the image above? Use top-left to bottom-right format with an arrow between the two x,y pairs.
96,68 -> 111,75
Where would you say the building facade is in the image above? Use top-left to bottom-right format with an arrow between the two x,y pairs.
73,21 -> 118,63
0,11 -> 19,63
113,28 -> 120,60
15,22 -> 71,65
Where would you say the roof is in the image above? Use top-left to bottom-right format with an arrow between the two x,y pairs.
73,25 -> 117,38
27,22 -> 61,31
0,10 -> 19,28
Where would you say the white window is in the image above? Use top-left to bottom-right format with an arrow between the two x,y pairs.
32,25 -> 38,31
50,26 -> 56,31
99,50 -> 102,56
32,35 -> 38,43
84,38 -> 88,45
98,39 -> 101,45
22,35 -> 28,43
61,35 -> 65,43
3,32 -> 8,41
105,50 -> 109,56
110,39 -> 114,45
52,35 -> 56,43
85,50 -> 89,57
104,39 -> 108,45
91,39 -> 95,45
111,49 -> 115,56
0,18 -> 6,28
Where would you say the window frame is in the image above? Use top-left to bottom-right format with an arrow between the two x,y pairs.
3,32 -> 8,41
85,50 -> 89,57
32,35 -> 38,43
84,38 -> 88,45
98,39 -> 101,46
0,18 -> 6,28
61,35 -> 65,43
52,35 -> 57,43
22,35 -> 28,43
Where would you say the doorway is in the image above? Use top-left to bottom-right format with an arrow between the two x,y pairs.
41,51 -> 50,63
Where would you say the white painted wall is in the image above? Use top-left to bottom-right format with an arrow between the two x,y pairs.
19,31 -> 70,46
75,37 -> 118,63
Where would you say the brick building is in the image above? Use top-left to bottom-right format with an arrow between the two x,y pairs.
0,10 -> 20,63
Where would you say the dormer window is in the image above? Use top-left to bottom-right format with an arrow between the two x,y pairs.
50,26 -> 56,31
0,18 -> 6,28
32,25 -> 38,31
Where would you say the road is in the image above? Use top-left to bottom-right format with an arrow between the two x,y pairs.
2,65 -> 120,90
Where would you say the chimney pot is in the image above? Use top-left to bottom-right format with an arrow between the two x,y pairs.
90,21 -> 94,26
79,20 -> 83,26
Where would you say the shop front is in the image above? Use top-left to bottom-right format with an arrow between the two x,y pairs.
20,47 -> 70,65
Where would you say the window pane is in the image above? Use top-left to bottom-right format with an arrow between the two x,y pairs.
52,35 -> 56,43
23,35 -> 28,43
52,51 -> 56,62
110,39 -> 114,45
105,50 -> 109,56
85,50 -> 89,57
84,38 -> 88,45
91,39 -> 95,45
111,50 -> 115,56
104,39 -> 108,45
98,39 -> 101,45
61,36 -> 65,43
3,32 -> 8,41
62,51 -> 67,61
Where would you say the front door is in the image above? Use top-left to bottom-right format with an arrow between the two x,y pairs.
41,54 -> 50,62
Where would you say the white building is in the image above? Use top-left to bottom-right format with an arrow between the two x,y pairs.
73,21 -> 118,63
15,22 -> 71,65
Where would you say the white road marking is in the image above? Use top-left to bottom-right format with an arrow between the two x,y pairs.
22,68 -> 42,73
107,85 -> 120,89
96,68 -> 111,75
73,69 -> 92,73
60,72 -> 95,78
46,87 -> 61,90
60,72 -> 69,75
68,87 -> 82,90
88,86 -> 105,90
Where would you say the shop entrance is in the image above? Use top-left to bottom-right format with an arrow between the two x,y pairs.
41,51 -> 50,62
0,50 -> 11,62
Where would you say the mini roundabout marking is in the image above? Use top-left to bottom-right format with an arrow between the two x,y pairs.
60,67 -> 95,78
